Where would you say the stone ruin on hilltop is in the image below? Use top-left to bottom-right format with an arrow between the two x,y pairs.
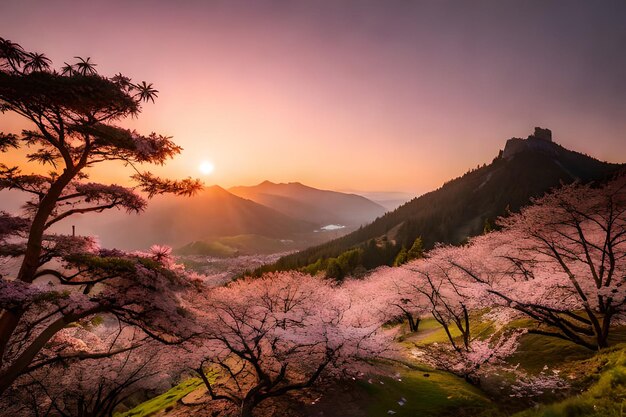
502,127 -> 555,159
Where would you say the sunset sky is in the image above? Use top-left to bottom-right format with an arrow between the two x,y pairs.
1,0 -> 625,195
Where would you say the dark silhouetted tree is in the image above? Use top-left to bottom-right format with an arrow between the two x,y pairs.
0,38 -> 202,395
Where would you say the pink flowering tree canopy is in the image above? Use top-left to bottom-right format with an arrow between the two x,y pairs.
1,324 -> 181,417
447,176 -> 626,350
0,243 -> 202,395
186,272 -> 388,417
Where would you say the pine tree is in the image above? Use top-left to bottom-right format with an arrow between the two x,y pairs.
393,246 -> 408,266
407,236 -> 424,261
326,258 -> 344,280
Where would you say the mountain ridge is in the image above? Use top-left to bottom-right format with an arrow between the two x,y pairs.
229,180 -> 386,227
48,181 -> 384,252
259,128 -> 625,275
87,184 -> 316,250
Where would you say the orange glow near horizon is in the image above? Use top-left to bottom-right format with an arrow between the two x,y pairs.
1,2 -> 626,195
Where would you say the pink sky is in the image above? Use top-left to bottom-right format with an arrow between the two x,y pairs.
1,1 -> 626,194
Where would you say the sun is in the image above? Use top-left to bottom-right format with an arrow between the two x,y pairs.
198,161 -> 215,175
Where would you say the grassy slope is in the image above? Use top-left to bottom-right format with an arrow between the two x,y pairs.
114,319 -> 626,417
360,368 -> 498,417
507,334 -> 593,373
399,317 -> 626,416
513,347 -> 626,417
114,372 -> 217,417
114,378 -> 204,417
402,316 -> 496,345
175,240 -> 239,257
115,319 -> 500,417
356,316 -> 500,416
115,361 -> 498,417
175,234 -> 300,257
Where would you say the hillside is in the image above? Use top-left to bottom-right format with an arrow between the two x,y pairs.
229,181 -> 386,227
77,185 -> 316,250
45,182 -> 373,253
174,234 -> 300,257
265,128 -> 624,273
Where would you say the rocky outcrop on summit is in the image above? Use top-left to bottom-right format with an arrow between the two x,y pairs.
502,127 -> 556,160
268,127 -> 623,273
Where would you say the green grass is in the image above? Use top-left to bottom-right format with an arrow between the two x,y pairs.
116,320 -> 626,417
513,346 -> 626,417
175,240 -> 239,257
417,317 -> 448,331
506,327 -> 626,374
114,377 -> 207,417
405,315 -> 496,346
218,234 -> 298,254
175,234 -> 299,257
507,334 -> 594,374
405,318 -> 626,417
415,320 -> 462,344
360,368 -> 500,417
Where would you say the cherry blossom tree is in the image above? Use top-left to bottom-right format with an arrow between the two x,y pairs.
0,38 -> 202,395
0,244 -> 202,395
343,267 -> 429,333
1,325 -> 179,417
451,176 -> 626,350
404,255 -> 473,351
352,247 -> 518,385
371,246 -> 493,351
352,256 -> 521,386
186,272 -> 388,417
412,329 -> 525,385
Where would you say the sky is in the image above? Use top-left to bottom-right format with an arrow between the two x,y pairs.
1,0 -> 626,195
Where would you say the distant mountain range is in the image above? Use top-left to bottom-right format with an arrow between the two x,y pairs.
263,128 -> 625,274
47,182 -> 387,253
100,185 -> 313,250
229,181 -> 386,227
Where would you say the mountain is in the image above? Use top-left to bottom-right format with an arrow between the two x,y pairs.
264,128 -> 624,274
68,185 -> 317,250
229,181 -> 386,227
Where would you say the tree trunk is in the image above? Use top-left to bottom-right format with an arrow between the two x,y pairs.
597,309 -> 613,349
597,325 -> 609,349
0,306 -> 101,396
0,171 -> 75,367
16,171 -> 74,284
0,315 -> 68,395
464,373 -> 481,387
405,312 -> 417,332
461,306 -> 470,350
0,309 -> 23,367
441,322 -> 460,352
240,401 -> 255,417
